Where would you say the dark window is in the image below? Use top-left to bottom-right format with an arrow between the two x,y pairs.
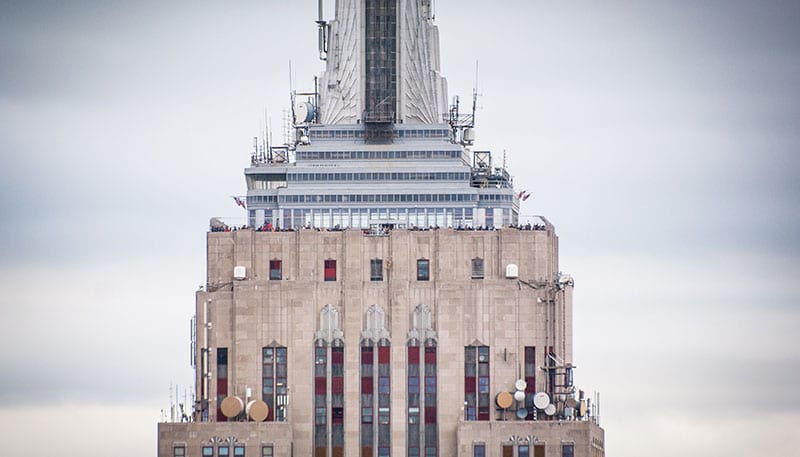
269,260 -> 282,280
263,346 -> 287,421
524,347 -> 536,419
174,447 -> 185,457
534,444 -> 545,457
471,258 -> 484,279
473,444 -> 485,457
324,259 -> 337,281
216,348 -> 228,422
371,259 -> 383,281
562,444 -> 574,457
464,346 -> 489,421
417,259 -> 429,281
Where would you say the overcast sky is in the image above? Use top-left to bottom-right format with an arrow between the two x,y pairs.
1,1 -> 798,456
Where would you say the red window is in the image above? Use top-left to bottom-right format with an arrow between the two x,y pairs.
324,259 -> 337,281
269,260 -> 282,280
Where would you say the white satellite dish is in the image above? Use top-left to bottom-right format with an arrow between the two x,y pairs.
514,390 -> 526,402
544,404 -> 556,416
514,379 -> 527,391
295,101 -> 315,124
533,392 -> 550,409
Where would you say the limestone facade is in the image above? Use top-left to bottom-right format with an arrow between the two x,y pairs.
157,226 -> 604,457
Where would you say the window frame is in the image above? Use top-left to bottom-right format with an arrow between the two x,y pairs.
324,259 -> 337,282
370,258 -> 383,281
417,259 -> 430,281
269,259 -> 282,280
471,258 -> 484,279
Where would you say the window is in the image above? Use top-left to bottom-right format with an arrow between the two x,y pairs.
534,444 -> 545,457
464,346 -> 489,421
471,258 -> 484,279
473,444 -> 486,457
370,259 -> 383,281
219,447 -> 230,457
261,445 -> 273,457
269,260 -> 282,280
234,446 -> 245,457
263,346 -> 287,421
216,347 -> 228,421
173,447 -> 185,457
562,444 -> 574,457
524,347 -> 536,419
417,259 -> 429,281
203,447 -> 214,457
324,259 -> 337,281
519,445 -> 530,457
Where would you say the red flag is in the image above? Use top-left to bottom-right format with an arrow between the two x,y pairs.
516,190 -> 526,199
233,196 -> 246,209
521,192 -> 531,201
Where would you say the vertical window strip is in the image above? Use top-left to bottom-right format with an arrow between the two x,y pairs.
361,345 -> 374,457
424,344 -> 437,457
524,346 -> 536,420
331,346 -> 345,457
407,343 -> 420,457
314,345 -> 328,457
378,343 -> 391,456
216,347 -> 228,422
464,346 -> 489,421
262,346 -> 288,422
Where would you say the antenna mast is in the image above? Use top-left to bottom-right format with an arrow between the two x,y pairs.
316,0 -> 328,60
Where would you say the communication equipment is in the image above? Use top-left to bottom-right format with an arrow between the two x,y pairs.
295,101 -> 316,124
220,395 -> 244,418
246,399 -> 269,422
514,390 -> 526,402
495,391 -> 513,409
233,266 -> 247,280
565,397 -> 578,408
544,404 -> 556,416
505,264 -> 519,279
564,406 -> 574,418
579,399 -> 587,417
516,408 -> 528,419
533,392 -> 550,410
463,127 -> 475,143
514,379 -> 527,391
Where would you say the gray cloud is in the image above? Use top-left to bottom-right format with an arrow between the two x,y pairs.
1,1 -> 799,456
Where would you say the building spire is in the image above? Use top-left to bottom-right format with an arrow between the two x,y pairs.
318,0 -> 448,125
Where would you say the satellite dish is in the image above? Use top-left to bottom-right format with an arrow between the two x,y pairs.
495,391 -> 513,409
295,101 -> 315,124
246,399 -> 269,422
544,404 -> 556,416
514,390 -> 526,402
514,379 -> 527,391
220,395 -> 244,418
516,408 -> 528,419
565,397 -> 578,408
533,392 -> 550,409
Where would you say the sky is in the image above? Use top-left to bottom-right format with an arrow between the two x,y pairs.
0,0 -> 798,455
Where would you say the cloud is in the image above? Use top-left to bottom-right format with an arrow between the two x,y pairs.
0,260 -> 197,406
